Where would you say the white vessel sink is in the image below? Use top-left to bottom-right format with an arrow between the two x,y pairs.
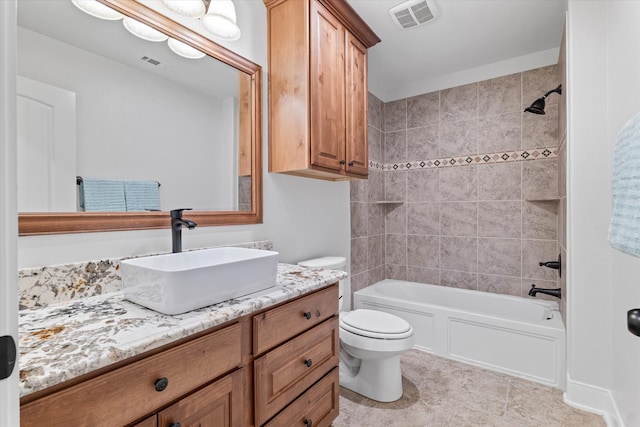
121,247 -> 279,315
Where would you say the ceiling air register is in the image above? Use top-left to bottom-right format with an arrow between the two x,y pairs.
389,0 -> 440,29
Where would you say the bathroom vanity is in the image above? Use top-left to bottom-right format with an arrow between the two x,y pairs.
19,264 -> 344,427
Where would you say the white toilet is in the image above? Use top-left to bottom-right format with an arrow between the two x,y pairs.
297,256 -> 415,402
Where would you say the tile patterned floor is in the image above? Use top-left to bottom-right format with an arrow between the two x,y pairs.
332,350 -> 606,427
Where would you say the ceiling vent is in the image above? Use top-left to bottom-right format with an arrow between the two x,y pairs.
139,56 -> 167,69
389,0 -> 439,29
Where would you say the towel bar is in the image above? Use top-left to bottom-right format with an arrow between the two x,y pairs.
76,176 -> 161,187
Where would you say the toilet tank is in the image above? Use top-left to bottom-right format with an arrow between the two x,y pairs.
297,256 -> 346,311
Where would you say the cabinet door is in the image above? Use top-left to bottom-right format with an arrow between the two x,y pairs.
345,32 -> 369,177
157,369 -> 243,427
310,0 -> 345,172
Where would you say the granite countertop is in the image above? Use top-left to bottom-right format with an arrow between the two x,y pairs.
19,263 -> 347,398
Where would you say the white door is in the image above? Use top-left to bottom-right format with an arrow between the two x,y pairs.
0,1 -> 20,425
17,76 -> 76,212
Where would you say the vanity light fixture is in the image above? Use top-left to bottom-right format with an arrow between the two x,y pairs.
123,16 -> 169,42
167,37 -> 207,59
71,0 -> 124,20
524,84 -> 562,115
160,0 -> 211,19
201,0 -> 241,41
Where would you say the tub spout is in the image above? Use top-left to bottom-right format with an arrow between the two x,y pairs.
528,284 -> 561,299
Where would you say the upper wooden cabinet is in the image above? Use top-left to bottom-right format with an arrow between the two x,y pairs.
265,0 -> 380,180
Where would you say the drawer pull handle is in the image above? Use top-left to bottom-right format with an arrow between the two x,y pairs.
304,358 -> 313,368
154,377 -> 169,392
304,419 -> 313,427
303,311 -> 312,320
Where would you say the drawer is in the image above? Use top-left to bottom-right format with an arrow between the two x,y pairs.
254,317 -> 339,425
264,368 -> 339,427
21,322 -> 242,427
253,284 -> 338,355
158,369 -> 243,427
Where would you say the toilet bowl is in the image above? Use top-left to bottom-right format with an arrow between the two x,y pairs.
297,256 -> 415,402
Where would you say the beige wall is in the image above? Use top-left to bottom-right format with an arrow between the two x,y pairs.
351,65 -> 562,302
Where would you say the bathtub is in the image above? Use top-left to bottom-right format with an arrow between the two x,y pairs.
354,279 -> 566,388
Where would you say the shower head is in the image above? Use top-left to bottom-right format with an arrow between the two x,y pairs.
524,84 -> 562,115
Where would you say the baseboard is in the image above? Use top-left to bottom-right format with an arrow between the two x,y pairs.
564,376 -> 622,427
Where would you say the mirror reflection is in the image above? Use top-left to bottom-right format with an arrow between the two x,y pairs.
17,0 -> 252,213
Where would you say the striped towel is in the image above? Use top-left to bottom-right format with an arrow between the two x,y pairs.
609,112 -> 640,257
79,179 -> 126,212
124,180 -> 160,212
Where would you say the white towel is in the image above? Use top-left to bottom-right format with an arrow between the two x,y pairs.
609,112 -> 640,256
79,179 -> 126,212
124,180 -> 160,212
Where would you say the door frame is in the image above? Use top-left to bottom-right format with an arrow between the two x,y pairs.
0,0 -> 20,425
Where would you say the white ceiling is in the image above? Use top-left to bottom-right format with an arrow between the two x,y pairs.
347,0 -> 568,101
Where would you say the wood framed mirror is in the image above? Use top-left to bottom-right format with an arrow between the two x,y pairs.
17,0 -> 262,235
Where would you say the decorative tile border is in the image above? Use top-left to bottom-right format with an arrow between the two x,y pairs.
369,147 -> 558,171
18,240 -> 274,309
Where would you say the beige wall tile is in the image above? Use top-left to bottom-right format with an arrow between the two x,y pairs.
440,118 -> 478,157
369,125 -> 383,161
441,201 -> 477,236
440,270 -> 478,290
368,235 -> 384,270
478,73 -> 522,117
351,237 -> 368,275
407,267 -> 440,285
522,104 -> 559,148
478,274 -> 522,296
478,238 -> 522,276
384,98 -> 407,132
478,162 -> 522,201
408,125 -> 439,160
478,112 -> 521,153
441,82 -> 478,122
522,201 -> 557,240
441,236 -> 478,272
478,201 -> 521,238
441,166 -> 477,201
385,233 -> 407,265
385,204 -> 406,234
522,239 -> 558,281
384,130 -> 407,163
407,202 -> 440,235
350,202 -> 367,238
385,170 -> 407,201
407,91 -> 439,128
408,235 -> 440,269
407,169 -> 439,202
522,159 -> 558,200
368,92 -> 383,130
385,264 -> 407,280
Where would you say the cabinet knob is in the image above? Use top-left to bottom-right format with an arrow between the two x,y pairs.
170,423 -> 181,427
154,377 -> 169,392
348,161 -> 354,167
304,419 -> 313,427
339,160 -> 346,165
304,358 -> 313,368
303,311 -> 312,320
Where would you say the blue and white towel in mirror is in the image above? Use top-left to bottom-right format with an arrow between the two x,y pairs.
79,179 -> 126,212
124,180 -> 160,212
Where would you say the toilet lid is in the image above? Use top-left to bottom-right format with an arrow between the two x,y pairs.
340,309 -> 413,339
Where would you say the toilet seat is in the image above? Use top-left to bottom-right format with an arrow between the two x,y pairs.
340,309 -> 413,339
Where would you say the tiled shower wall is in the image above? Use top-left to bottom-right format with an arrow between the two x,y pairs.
351,65 -> 562,304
